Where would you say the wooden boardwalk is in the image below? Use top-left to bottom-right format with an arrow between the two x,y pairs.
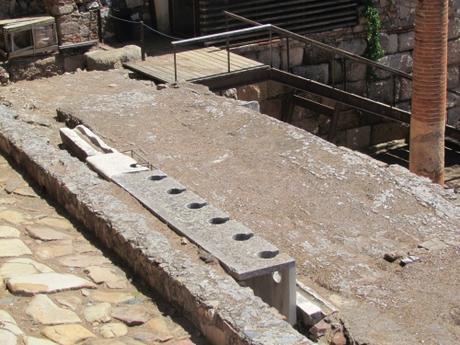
124,46 -> 265,83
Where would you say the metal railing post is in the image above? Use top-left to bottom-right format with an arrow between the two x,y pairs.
269,26 -> 273,68
97,9 -> 103,43
173,45 -> 178,82
286,37 -> 290,72
331,55 -> 336,88
226,17 -> 230,73
342,58 -> 347,91
140,21 -> 145,61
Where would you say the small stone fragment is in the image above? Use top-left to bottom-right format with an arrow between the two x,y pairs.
85,266 -> 127,289
399,256 -> 421,267
383,252 -> 403,263
0,239 -> 32,257
90,291 -> 135,304
0,225 -> 20,238
111,305 -> 151,326
4,179 -> 21,194
0,258 -> 53,279
84,303 -> 112,323
331,331 -> 347,345
308,319 -> 330,340
59,255 -> 109,268
24,336 -> 59,345
26,294 -> 81,325
26,225 -> 71,241
99,322 -> 128,338
147,317 -> 174,342
42,324 -> 96,345
7,272 -> 95,295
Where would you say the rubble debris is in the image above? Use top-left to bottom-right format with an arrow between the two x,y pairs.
399,256 -> 421,267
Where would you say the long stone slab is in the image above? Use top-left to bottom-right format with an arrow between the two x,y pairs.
0,105 -> 311,345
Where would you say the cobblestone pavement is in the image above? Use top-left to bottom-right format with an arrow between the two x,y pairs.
0,153 -> 207,345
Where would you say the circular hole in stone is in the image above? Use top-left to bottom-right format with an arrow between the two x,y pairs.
187,202 -> 208,210
149,175 -> 167,181
272,271 -> 282,284
167,188 -> 186,195
233,233 -> 254,241
130,163 -> 138,168
209,217 -> 230,225
257,250 -> 279,259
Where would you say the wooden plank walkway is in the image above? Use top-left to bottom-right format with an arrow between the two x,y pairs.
124,46 -> 266,83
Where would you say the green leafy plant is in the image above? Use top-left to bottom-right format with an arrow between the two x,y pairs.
363,0 -> 384,79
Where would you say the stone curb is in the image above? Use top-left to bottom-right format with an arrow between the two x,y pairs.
0,106 -> 311,345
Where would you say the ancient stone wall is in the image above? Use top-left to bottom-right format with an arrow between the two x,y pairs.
0,0 -> 46,19
234,0 -> 460,149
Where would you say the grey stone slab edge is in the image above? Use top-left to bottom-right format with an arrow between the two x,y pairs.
0,106 -> 312,345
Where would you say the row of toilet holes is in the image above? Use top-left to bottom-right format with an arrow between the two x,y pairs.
150,174 -> 279,260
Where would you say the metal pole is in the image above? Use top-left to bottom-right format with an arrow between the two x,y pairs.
342,58 -> 347,91
269,27 -> 273,68
173,45 -> 178,82
140,21 -> 145,61
392,75 -> 396,107
226,17 -> 230,73
286,37 -> 290,72
331,55 -> 336,88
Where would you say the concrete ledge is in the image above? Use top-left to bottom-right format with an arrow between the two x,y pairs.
0,106 -> 311,345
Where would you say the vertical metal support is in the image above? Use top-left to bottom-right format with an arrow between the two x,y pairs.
269,27 -> 273,68
173,45 -> 178,82
192,0 -> 197,37
226,17 -> 230,73
281,93 -> 295,124
342,58 -> 347,92
328,106 -> 341,143
286,37 -> 290,72
392,75 -> 396,107
330,55 -> 336,88
140,21 -> 145,61
97,9 -> 103,43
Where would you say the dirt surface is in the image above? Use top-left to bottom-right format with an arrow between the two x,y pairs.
1,70 -> 460,345
0,150 -> 208,345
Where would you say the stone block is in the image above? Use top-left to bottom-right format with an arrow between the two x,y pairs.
237,100 -> 260,112
266,81 -> 290,99
257,47 -> 281,69
60,128 -> 100,161
304,45 -> 332,64
48,4 -> 75,16
368,79 -> 395,104
338,38 -> 367,55
346,126 -> 371,150
448,16 -> 460,40
398,31 -> 415,52
396,78 -> 412,102
281,46 -> 305,68
448,38 -> 460,65
346,61 -> 367,82
381,33 -> 398,55
237,83 -> 265,101
448,66 -> 460,89
86,153 -> 148,180
292,64 -> 329,84
376,52 -> 413,79
85,45 -> 142,71
448,106 -> 460,128
337,109 -> 360,131
447,92 -> 460,109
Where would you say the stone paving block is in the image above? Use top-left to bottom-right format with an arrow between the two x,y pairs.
7,273 -> 96,295
26,294 -> 81,325
0,258 -> 53,279
26,225 -> 71,241
24,336 -> 59,345
0,239 -> 32,257
0,225 -> 20,238
42,324 -> 96,345
60,128 -> 100,161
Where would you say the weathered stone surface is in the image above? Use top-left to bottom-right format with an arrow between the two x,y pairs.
346,126 -> 371,150
85,266 -> 127,289
0,225 -> 19,238
111,305 -> 151,326
7,273 -> 95,295
26,294 -> 81,325
37,217 -> 72,230
368,79 -> 395,104
448,107 -> 460,128
338,38 -> 367,55
42,324 -> 96,345
36,240 -> 74,259
380,33 -> 398,55
84,303 -> 112,323
85,46 -> 142,71
377,52 -> 413,79
90,291 -> 135,304
26,225 -> 71,241
0,239 -> 32,257
55,295 -> 82,311
0,210 -> 27,224
398,31 -> 415,52
237,84 -> 262,101
0,258 -> 53,279
448,38 -> 460,65
293,64 -> 329,84
24,336 -> 59,345
0,309 -> 22,345
83,337 -> 145,345
448,66 -> 460,89
99,322 -> 128,338
146,317 -> 174,342
59,255 -> 109,268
